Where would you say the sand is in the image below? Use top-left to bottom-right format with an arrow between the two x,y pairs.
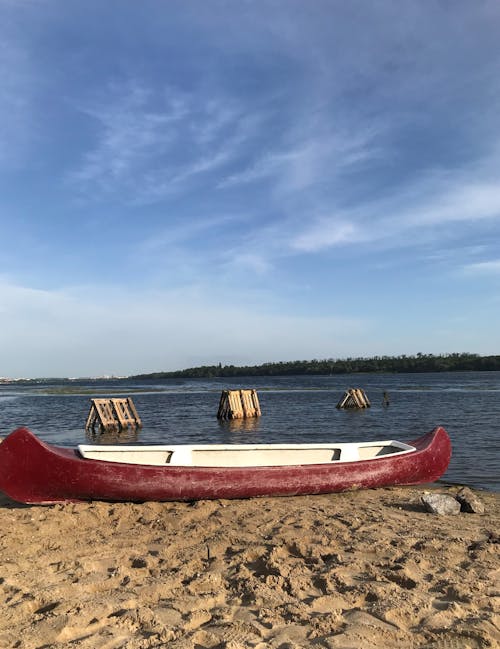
0,486 -> 498,649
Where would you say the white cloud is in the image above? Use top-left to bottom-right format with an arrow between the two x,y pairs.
69,84 -> 263,204
283,170 -> 500,257
462,260 -> 500,275
405,180 -> 500,227
291,219 -> 363,252
69,83 -> 187,189
227,253 -> 273,274
138,213 -> 239,252
219,125 -> 382,194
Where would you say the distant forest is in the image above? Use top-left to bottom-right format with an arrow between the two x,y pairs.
132,353 -> 500,379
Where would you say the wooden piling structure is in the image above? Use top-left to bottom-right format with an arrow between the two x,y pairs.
85,397 -> 142,432
336,388 -> 371,409
217,389 -> 261,420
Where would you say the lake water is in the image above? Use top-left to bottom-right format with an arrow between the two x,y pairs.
1,372 -> 499,491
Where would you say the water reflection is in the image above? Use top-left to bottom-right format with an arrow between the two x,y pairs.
217,417 -> 263,443
85,427 -> 140,445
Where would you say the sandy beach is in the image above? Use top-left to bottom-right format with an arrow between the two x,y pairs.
0,485 -> 498,649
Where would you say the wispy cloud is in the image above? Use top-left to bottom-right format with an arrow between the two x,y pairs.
462,260 -> 500,275
69,83 -> 262,204
138,213 -> 244,252
284,168 -> 500,255
403,179 -> 500,227
226,252 -> 273,275
218,125 -> 382,194
215,161 -> 500,278
69,83 -> 187,189
290,219 -> 364,252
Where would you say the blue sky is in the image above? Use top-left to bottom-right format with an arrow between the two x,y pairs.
1,1 -> 500,378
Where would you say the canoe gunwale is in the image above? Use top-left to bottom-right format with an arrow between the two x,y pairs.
77,439 -> 417,467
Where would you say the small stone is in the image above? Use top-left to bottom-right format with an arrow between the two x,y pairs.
421,493 -> 461,515
131,557 -> 148,568
456,487 -> 485,514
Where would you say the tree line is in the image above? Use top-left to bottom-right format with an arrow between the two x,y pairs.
132,353 -> 500,379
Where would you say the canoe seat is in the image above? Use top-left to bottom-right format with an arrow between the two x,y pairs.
338,446 -> 359,462
168,449 -> 192,465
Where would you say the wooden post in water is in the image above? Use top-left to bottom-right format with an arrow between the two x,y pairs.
336,388 -> 371,409
217,389 -> 261,420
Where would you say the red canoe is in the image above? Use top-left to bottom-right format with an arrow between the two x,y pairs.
0,426 -> 451,505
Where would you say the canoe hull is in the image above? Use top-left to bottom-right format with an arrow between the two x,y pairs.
0,427 -> 452,504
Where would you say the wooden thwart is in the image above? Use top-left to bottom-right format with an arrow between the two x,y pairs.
217,389 -> 261,420
86,398 -> 142,432
336,388 -> 371,409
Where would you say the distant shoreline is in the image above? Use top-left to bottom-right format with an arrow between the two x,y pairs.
2,353 -> 500,383
131,353 -> 500,380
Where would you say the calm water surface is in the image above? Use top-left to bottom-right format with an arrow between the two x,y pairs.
1,372 -> 498,491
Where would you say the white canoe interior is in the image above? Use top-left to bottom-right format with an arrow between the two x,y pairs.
77,440 -> 416,467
